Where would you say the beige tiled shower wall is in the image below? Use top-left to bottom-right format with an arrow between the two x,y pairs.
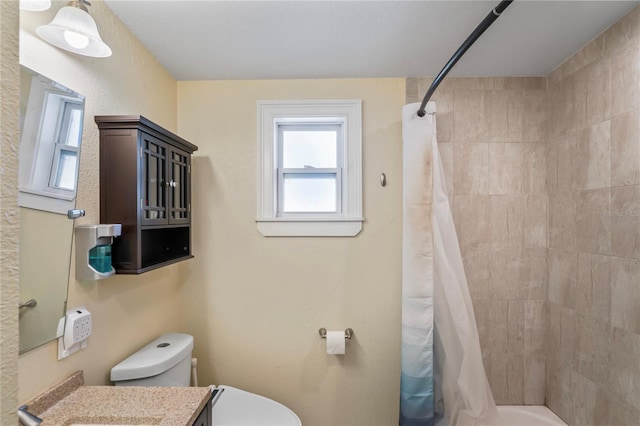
545,6 -> 640,425
406,77 -> 548,405
407,4 -> 640,423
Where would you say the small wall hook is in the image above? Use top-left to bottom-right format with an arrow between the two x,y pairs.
380,173 -> 387,187
19,299 -> 37,309
319,328 -> 353,339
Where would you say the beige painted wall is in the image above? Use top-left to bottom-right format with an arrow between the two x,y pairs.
1,0 -> 20,423
177,79 -> 404,425
18,0 -> 187,402
545,6 -> 640,425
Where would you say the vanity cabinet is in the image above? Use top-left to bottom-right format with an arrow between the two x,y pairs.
192,398 -> 212,426
95,115 -> 198,274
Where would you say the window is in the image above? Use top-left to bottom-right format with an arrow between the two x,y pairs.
257,100 -> 363,236
278,124 -> 342,214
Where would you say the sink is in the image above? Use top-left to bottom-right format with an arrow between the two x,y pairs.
66,422 -> 160,426
67,423 -> 159,426
65,417 -> 161,426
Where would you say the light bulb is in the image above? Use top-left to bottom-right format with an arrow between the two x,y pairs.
63,30 -> 90,49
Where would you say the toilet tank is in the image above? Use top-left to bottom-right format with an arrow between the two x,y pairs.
110,333 -> 193,387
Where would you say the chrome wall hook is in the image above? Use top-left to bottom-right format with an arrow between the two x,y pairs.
319,327 -> 353,339
19,299 -> 37,309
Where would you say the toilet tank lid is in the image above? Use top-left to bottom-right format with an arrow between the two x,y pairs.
110,333 -> 194,382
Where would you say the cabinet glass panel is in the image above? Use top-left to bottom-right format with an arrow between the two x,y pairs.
170,149 -> 189,221
142,137 -> 166,221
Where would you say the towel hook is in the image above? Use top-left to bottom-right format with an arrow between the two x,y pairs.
19,299 -> 37,309
318,328 -> 353,340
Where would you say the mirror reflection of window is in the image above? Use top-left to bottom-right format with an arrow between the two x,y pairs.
18,68 -> 85,215
49,100 -> 82,192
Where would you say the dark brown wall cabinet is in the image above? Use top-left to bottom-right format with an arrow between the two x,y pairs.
95,115 -> 198,274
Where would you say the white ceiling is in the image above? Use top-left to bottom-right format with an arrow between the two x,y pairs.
103,1 -> 639,81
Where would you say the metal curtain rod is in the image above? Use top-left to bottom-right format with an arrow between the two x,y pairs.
417,0 -> 514,117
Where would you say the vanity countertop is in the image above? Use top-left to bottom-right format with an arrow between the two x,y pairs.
25,371 -> 211,426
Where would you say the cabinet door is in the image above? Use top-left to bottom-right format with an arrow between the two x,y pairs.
168,146 -> 190,225
191,401 -> 210,426
140,133 -> 168,225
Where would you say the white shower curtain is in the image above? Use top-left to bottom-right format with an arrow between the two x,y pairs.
401,102 -> 496,426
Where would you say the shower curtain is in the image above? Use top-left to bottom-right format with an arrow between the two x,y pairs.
400,102 -> 496,426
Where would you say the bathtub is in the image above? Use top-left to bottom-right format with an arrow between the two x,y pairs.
483,405 -> 567,426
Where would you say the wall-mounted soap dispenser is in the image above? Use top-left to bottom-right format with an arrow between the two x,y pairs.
75,224 -> 122,280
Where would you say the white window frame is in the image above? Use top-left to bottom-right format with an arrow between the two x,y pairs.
257,100 -> 363,237
277,122 -> 343,216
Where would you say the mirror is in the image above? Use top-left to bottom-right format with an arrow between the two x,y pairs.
18,65 -> 85,354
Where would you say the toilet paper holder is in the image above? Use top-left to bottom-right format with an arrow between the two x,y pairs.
318,328 -> 353,339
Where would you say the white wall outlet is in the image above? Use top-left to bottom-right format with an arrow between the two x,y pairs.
58,307 -> 92,360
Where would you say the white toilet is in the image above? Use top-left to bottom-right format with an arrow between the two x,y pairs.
110,333 -> 302,426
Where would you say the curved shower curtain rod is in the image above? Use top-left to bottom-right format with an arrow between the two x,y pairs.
416,0 -> 513,117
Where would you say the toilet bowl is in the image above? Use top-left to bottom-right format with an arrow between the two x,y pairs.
110,333 -> 301,426
212,386 -> 301,426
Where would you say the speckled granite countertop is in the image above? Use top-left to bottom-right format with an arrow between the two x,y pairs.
24,371 -> 211,426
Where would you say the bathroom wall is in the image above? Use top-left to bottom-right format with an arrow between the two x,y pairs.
545,6 -> 640,425
177,79 -> 404,426
406,77 -> 548,405
17,1 -> 187,402
9,2 -> 640,424
0,0 -> 20,423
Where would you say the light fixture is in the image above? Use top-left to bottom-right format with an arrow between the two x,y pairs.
20,0 -> 52,11
36,0 -> 112,58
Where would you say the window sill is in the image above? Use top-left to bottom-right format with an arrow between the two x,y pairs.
18,189 -> 75,215
256,218 -> 364,237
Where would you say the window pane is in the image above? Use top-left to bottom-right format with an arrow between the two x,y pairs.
64,107 -> 83,147
282,173 -> 336,213
53,150 -> 77,190
282,130 -> 337,168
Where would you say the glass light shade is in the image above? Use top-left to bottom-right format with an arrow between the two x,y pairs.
36,5 -> 112,58
20,0 -> 52,11
64,30 -> 90,49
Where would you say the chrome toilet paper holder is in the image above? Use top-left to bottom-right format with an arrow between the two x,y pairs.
319,328 -> 353,339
